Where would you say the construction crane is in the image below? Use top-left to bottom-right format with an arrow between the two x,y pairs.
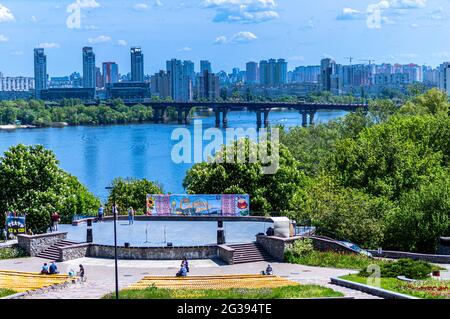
344,57 -> 354,65
358,59 -> 376,66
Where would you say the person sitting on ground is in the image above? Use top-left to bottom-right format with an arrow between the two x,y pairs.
41,263 -> 49,275
265,264 -> 273,276
181,257 -> 189,273
49,262 -> 59,275
176,265 -> 188,277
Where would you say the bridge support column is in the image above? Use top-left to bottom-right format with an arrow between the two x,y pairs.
153,108 -> 161,124
256,111 -> 262,129
222,109 -> 228,128
309,110 -> 316,127
263,109 -> 270,128
177,108 -> 183,125
301,111 -> 308,127
215,109 -> 221,128
184,109 -> 190,125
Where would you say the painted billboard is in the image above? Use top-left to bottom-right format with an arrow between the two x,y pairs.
146,194 -> 250,217
6,216 -> 26,235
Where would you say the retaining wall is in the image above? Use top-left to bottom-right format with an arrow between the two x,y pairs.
17,232 -> 67,257
88,244 -> 218,260
368,250 -> 450,264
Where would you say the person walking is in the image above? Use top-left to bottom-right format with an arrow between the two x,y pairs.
51,212 -> 60,231
98,205 -> 104,222
78,264 -> 86,282
128,207 -> 135,225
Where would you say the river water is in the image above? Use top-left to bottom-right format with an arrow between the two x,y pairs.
0,110 -> 346,200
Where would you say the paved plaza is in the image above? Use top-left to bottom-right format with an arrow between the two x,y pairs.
0,257 -> 385,299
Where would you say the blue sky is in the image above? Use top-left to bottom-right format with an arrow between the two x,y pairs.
0,0 -> 449,77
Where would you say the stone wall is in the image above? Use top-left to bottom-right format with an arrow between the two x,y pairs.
17,232 -> 67,257
368,250 -> 450,264
217,245 -> 235,265
88,244 -> 218,260
309,236 -> 356,254
256,235 -> 299,261
60,243 -> 91,261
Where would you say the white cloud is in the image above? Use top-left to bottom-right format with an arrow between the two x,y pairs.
133,3 -> 149,11
214,31 -> 258,44
77,0 -> 101,9
37,42 -> 61,49
178,46 -> 192,52
203,0 -> 279,23
117,39 -> 128,46
0,4 -> 14,22
155,0 -> 163,7
88,35 -> 111,44
11,50 -> 23,56
389,0 -> 426,9
337,7 -> 365,20
0,34 -> 8,42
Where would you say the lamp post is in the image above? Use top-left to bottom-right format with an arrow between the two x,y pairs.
105,186 -> 119,300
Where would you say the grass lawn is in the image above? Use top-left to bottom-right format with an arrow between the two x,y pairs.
285,251 -> 388,270
0,289 -> 17,298
341,274 -> 450,299
104,285 -> 344,299
0,247 -> 28,260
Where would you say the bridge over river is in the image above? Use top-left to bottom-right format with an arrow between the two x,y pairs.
82,100 -> 369,128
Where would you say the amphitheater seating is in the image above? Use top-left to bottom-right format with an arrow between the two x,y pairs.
129,274 -> 300,290
0,270 -> 73,293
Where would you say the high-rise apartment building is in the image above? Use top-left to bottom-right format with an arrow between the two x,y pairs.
439,62 -> 450,96
197,70 -> 220,100
102,62 -> 119,86
131,47 -> 144,82
259,59 -> 288,86
291,66 -> 320,83
166,59 -> 193,102
150,70 -> 171,99
320,58 -> 337,91
82,47 -> 96,88
34,48 -> 47,98
0,75 -> 34,91
245,62 -> 259,84
200,60 -> 212,74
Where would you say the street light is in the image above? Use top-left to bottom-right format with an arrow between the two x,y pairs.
105,186 -> 119,300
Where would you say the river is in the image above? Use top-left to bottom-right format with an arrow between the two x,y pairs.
0,110 -> 347,200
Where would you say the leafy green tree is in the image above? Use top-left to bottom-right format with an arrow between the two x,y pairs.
183,139 -> 307,214
400,88 -> 449,116
0,144 -> 100,233
296,175 -> 392,249
383,171 -> 450,253
106,178 -> 163,215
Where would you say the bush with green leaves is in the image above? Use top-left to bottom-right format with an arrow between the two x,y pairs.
285,239 -> 314,257
0,144 -> 100,233
359,259 -> 434,280
0,247 -> 27,260
106,178 -> 163,215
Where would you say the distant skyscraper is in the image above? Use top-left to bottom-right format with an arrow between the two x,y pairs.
291,66 -> 320,83
95,67 -> 103,89
259,59 -> 287,86
166,59 -> 193,102
131,47 -> 144,82
82,47 -> 96,88
183,60 -> 195,87
198,70 -> 220,100
200,60 -> 212,74
320,58 -> 336,91
34,48 -> 47,99
150,70 -> 171,99
439,62 -> 450,96
246,62 -> 259,84
102,62 -> 119,86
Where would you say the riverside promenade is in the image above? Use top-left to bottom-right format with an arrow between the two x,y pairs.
0,257 -> 382,299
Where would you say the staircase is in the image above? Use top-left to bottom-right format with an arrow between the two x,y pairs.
228,242 -> 276,264
36,240 -> 80,261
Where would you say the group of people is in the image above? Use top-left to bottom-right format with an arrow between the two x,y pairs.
97,204 -> 135,225
40,262 -> 85,281
40,262 -> 59,275
176,257 -> 190,277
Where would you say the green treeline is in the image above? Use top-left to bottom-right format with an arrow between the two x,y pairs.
184,88 -> 450,253
0,99 -> 154,127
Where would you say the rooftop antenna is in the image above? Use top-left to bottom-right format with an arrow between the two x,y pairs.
344,57 -> 354,65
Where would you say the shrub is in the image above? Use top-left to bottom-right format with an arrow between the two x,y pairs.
286,238 -> 314,257
359,259 -> 434,280
0,247 -> 27,260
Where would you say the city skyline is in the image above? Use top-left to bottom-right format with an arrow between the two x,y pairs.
0,0 -> 450,77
